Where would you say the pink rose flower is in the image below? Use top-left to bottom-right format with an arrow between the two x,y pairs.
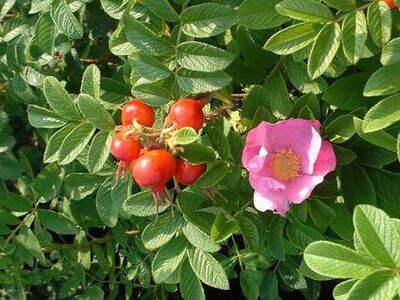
242,119 -> 336,216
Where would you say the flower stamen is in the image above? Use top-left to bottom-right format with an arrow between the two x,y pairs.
271,148 -> 301,182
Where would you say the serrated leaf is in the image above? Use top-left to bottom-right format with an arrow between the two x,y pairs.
264,70 -> 292,119
181,3 -> 237,38
187,248 -> 229,290
304,241 -> 373,278
342,11 -> 367,65
367,2 -> 392,47
177,41 -> 234,73
0,194 -> 31,212
364,62 -> 400,97
65,173 -> 104,200
276,0 -> 333,23
141,0 -> 179,22
0,155 -> 23,180
35,13 -> 55,54
95,177 -> 118,227
205,126 -> 231,161
308,23 -> 341,80
142,212 -> 184,250
264,22 -> 321,55
51,0 -> 83,39
182,222 -> 220,253
123,15 -> 172,55
267,216 -> 285,260
194,161 -> 229,189
77,94 -> 115,130
87,131 -> 112,173
43,76 -> 80,120
168,127 -> 198,147
362,94 -> 400,133
123,190 -> 169,217
324,114 -> 356,143
238,0 -> 287,30
15,225 -> 44,261
131,81 -> 171,107
236,213 -> 259,252
322,0 -> 356,11
210,213 -> 238,242
180,259 -> 205,300
44,124 -> 76,163
100,0 -> 129,19
381,37 -> 400,65
179,143 -> 216,164
81,65 -> 101,99
58,123 -> 95,165
347,269 -> 400,300
152,236 -> 187,284
354,205 -> 400,267
27,105 -> 67,129
0,133 -> 15,153
33,163 -> 64,201
240,269 -> 263,300
128,52 -> 171,81
38,209 -> 78,234
177,70 -> 231,94
333,279 -> 357,300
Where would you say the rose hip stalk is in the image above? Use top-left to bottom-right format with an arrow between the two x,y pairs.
121,98 -> 155,127
131,149 -> 177,210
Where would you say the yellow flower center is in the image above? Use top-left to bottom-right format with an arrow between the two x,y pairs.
271,149 -> 301,182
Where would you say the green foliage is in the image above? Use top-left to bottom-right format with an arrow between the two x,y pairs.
0,0 -> 400,298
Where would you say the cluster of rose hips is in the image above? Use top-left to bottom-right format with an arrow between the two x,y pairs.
110,98 -> 206,205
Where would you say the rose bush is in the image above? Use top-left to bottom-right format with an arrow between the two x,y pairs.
0,0 -> 400,299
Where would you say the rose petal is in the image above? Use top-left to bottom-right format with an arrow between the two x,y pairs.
270,119 -> 322,175
249,173 -> 286,194
285,174 -> 324,204
313,140 -> 337,177
254,191 -> 290,216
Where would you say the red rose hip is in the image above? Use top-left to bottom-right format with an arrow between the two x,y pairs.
167,99 -> 205,132
111,132 -> 141,162
383,0 -> 397,8
131,149 -> 177,192
175,159 -> 206,186
121,98 -> 155,127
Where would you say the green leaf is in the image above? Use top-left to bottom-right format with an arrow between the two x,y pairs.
205,126 -> 231,161
241,85 -> 269,119
182,222 -> 220,253
142,212 -> 184,250
381,37 -> 400,65
38,209 -> 78,234
181,3 -> 237,38
236,213 -> 259,252
368,168 -> 400,205
33,163 -> 64,201
109,25 -> 136,55
15,226 -> 44,261
304,241 -> 373,278
322,73 -> 368,110
35,13 -> 55,54
177,70 -> 231,94
367,2 -> 392,47
177,41 -> 234,73
228,130 -> 244,165
87,131 -> 112,174
194,161 -> 229,189
364,63 -> 400,97
152,236 -> 187,284
43,124 -> 75,163
50,0 -> 83,39
333,279 -> 357,300
398,133 -> 400,162
179,143 -> 216,164
123,190 -> 169,217
276,0 -> 333,23
238,0 -> 287,30
180,259 -> 205,300
308,23 -> 341,80
259,272 -> 279,300
27,105 -> 67,129
96,177 -> 118,227
287,222 -> 324,250
187,248 -> 229,290
0,194 -> 31,212
322,0 -> 356,11
167,127 -> 198,146
354,117 -> 397,152
264,22 -> 322,55
0,133 -> 15,153
65,173 -> 104,200
100,0 -> 129,19
347,269 -> 400,300
354,205 -> 400,268
123,15 -> 172,55
43,76 -> 80,120
210,213 -> 238,243
264,70 -> 292,119
129,52 -> 171,81
323,114 -> 356,143
341,162 -> 376,210
81,64 -> 101,99
240,269 -> 263,300
362,94 -> 400,133
58,123 -> 95,165
77,94 -> 115,130
141,0 -> 179,22
342,11 -> 367,65
0,155 -> 23,180
267,217 -> 285,260
131,81 -> 171,107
